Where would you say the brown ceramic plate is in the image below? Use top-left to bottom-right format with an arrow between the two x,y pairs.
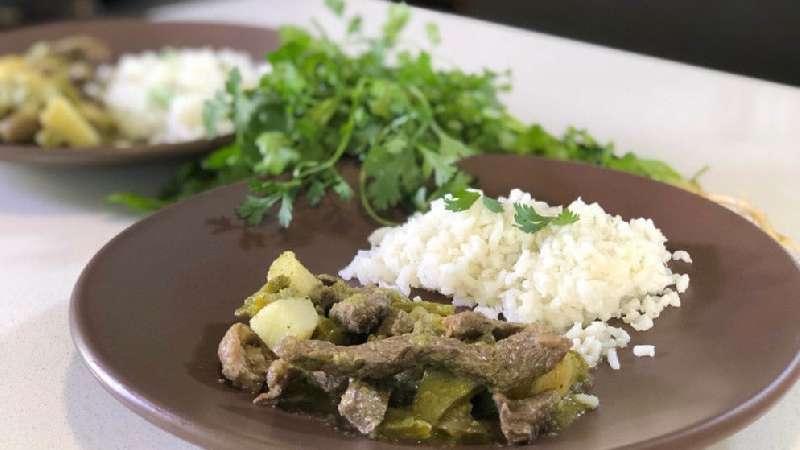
70,155 -> 800,449
0,19 -> 279,166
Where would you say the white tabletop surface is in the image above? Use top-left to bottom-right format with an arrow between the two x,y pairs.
1,0 -> 798,449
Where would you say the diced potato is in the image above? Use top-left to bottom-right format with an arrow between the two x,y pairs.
250,297 -> 319,351
39,96 -> 100,148
266,251 -> 320,297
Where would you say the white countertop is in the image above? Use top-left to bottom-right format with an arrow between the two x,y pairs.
1,1 -> 797,448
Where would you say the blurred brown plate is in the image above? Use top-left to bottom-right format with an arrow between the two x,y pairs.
70,155 -> 800,449
0,19 -> 279,166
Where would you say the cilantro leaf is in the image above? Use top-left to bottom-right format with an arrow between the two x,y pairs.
382,4 -> 411,45
513,203 -> 579,234
202,90 -> 228,136
278,192 -> 294,227
606,153 -> 690,188
512,204 -> 548,233
324,0 -> 345,16
364,135 -> 420,210
201,144 -> 239,170
306,179 -> 327,206
420,129 -> 475,187
333,177 -> 353,200
419,146 -> 456,186
254,132 -> 299,175
425,22 -> 441,45
347,15 -> 362,34
552,209 -> 579,225
237,194 -> 281,226
445,189 -> 480,212
107,192 -> 166,212
482,196 -> 503,213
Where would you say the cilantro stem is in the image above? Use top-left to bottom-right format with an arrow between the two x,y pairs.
294,78 -> 366,179
359,168 -> 399,227
406,85 -> 431,116
689,164 -> 710,186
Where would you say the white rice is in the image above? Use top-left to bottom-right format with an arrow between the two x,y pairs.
606,348 -> 620,370
565,321 -> 630,368
98,48 -> 264,144
672,250 -> 692,264
633,345 -> 656,358
340,189 -> 691,367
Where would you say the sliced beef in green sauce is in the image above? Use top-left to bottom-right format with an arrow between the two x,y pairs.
329,291 -> 390,334
493,390 -> 561,444
217,323 -> 274,393
338,379 -> 390,435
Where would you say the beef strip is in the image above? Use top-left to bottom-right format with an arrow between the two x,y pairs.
338,379 -> 390,435
253,359 -> 293,405
308,276 -> 355,313
442,311 -> 529,341
218,323 -> 274,393
309,370 -> 348,394
374,308 -> 415,337
254,359 -> 347,406
329,291 -> 390,334
274,329 -> 569,392
493,391 -> 561,444
316,274 -> 341,286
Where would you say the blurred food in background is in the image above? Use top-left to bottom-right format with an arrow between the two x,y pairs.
99,48 -> 263,145
0,34 -> 263,149
0,36 -> 113,147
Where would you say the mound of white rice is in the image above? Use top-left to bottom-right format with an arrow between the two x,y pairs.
98,48 -> 263,144
340,189 -> 691,368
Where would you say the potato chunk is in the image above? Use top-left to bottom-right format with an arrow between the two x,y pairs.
266,251 -> 320,297
39,96 -> 100,148
250,297 -> 319,351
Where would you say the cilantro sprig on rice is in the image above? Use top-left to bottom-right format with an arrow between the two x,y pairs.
445,189 -> 579,234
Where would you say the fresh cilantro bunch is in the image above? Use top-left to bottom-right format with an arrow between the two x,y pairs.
110,1 -> 697,227
444,189 -> 578,234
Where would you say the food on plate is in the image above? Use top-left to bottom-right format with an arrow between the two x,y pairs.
218,251 -> 597,445
0,36 -> 261,149
215,188 -> 690,442
341,189 -> 692,368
